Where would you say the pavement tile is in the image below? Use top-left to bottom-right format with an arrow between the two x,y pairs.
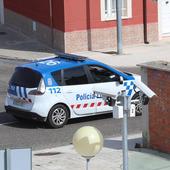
32,134 -> 170,170
129,149 -> 170,170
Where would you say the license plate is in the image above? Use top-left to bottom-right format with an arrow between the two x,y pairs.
13,99 -> 24,106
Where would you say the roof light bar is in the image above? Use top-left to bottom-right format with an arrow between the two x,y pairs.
58,53 -> 87,61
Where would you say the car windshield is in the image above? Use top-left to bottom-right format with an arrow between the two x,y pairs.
10,67 -> 42,88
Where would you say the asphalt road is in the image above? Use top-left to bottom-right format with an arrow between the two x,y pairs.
0,58 -> 142,150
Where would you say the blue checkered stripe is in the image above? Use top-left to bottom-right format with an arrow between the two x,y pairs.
123,81 -> 135,96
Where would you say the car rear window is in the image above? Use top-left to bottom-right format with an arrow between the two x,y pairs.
10,67 -> 42,88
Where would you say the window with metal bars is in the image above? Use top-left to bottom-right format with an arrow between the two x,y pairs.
101,0 -> 132,21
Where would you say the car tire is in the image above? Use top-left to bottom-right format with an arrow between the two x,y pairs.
47,104 -> 69,128
132,92 -> 142,116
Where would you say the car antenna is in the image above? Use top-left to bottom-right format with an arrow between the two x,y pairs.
33,59 -> 39,66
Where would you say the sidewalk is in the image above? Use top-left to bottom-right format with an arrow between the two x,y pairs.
76,38 -> 170,68
32,134 -> 170,170
0,25 -> 170,68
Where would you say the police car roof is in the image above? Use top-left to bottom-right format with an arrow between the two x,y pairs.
21,54 -> 100,73
20,53 -> 133,80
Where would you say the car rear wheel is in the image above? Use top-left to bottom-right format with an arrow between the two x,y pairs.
47,104 -> 69,128
132,92 -> 142,116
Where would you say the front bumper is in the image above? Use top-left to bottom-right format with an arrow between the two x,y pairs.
5,106 -> 46,122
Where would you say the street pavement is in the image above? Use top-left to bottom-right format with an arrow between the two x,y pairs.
0,25 -> 170,169
0,56 -> 142,150
32,134 -> 170,170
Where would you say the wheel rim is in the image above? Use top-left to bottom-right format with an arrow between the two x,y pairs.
133,95 -> 142,115
135,101 -> 142,115
51,107 -> 66,126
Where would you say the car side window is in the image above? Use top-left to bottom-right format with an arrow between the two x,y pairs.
63,66 -> 89,85
51,70 -> 62,86
88,65 -> 120,83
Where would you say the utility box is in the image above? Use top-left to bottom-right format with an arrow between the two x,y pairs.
0,150 -> 5,170
0,148 -> 32,170
113,106 -> 123,119
113,104 -> 135,119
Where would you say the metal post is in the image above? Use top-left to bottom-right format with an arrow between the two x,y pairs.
0,0 -> 5,24
86,159 -> 90,170
116,0 -> 123,54
122,95 -> 131,170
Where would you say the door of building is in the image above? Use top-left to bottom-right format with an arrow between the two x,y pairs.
0,0 -> 4,24
159,0 -> 170,35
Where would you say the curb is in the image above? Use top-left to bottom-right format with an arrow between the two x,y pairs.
0,55 -> 31,62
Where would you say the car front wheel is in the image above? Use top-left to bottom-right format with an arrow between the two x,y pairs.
47,104 -> 69,128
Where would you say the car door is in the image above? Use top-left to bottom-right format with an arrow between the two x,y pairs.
62,66 -> 96,116
86,65 -> 122,113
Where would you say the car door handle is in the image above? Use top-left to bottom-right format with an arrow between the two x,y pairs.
65,91 -> 73,93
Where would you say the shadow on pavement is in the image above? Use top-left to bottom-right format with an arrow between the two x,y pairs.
5,121 -> 47,129
68,113 -> 113,125
105,137 -> 170,162
0,111 -> 47,129
104,137 -> 142,150
0,25 -> 55,53
0,111 -> 16,124
4,113 -> 113,129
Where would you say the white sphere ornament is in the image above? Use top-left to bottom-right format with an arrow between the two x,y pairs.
72,126 -> 103,158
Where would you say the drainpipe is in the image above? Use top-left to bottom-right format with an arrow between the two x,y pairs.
143,0 -> 149,44
49,0 -> 54,48
86,0 -> 92,51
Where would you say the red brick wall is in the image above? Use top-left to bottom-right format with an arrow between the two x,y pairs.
64,0 -> 158,32
4,0 -> 65,31
4,0 -> 51,25
146,0 -> 158,23
5,0 -> 158,32
148,69 -> 170,153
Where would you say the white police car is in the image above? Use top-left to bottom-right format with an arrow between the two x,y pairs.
5,54 -> 141,128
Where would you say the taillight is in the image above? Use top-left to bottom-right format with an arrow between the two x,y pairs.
37,78 -> 46,93
28,90 -> 44,95
28,78 -> 46,95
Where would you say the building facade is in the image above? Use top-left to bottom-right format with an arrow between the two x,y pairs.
4,0 -> 159,52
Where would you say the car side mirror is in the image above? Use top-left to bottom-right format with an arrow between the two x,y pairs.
119,76 -> 124,84
141,94 -> 150,105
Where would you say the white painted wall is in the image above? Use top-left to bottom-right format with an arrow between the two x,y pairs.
158,0 -> 170,37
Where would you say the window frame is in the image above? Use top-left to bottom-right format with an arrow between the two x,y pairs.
100,0 -> 132,21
